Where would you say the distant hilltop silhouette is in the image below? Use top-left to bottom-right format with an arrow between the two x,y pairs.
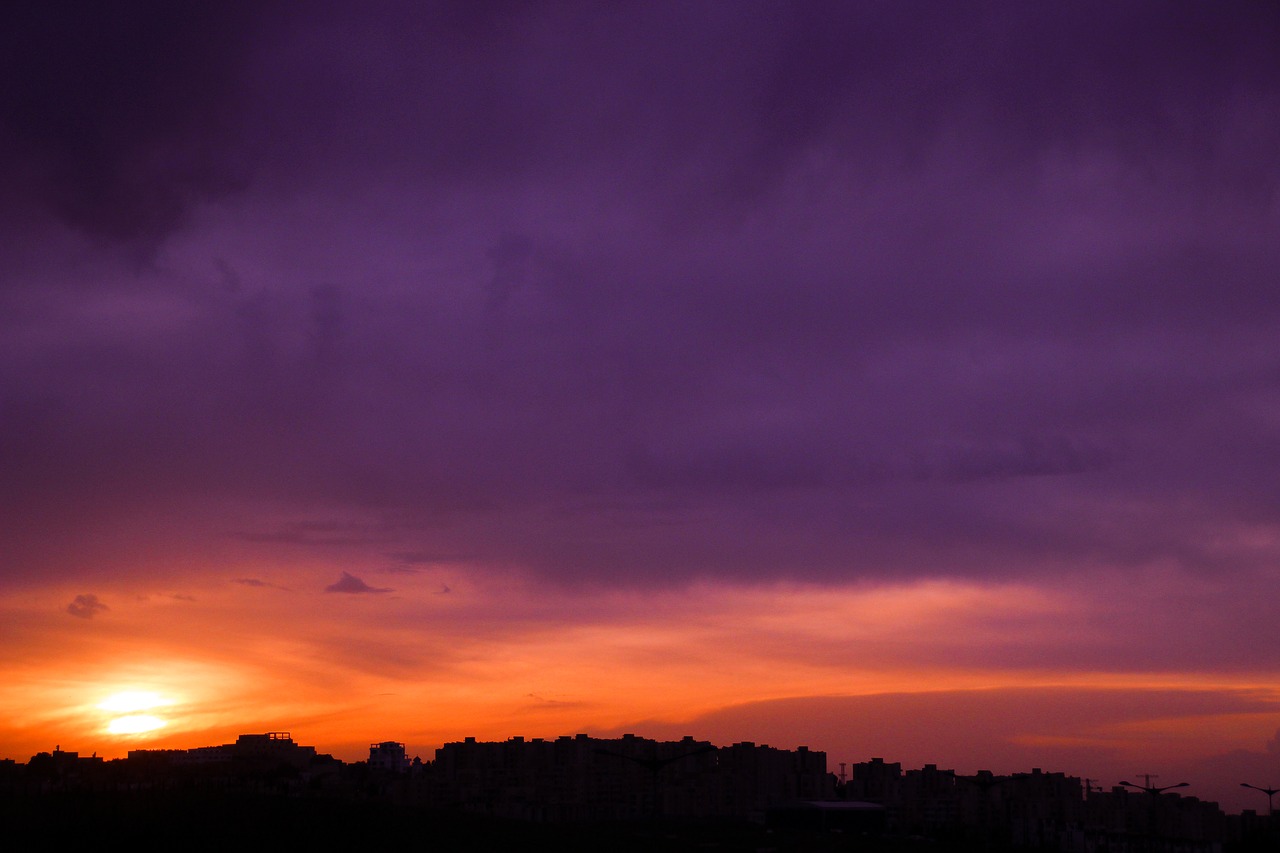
2,732 -> 1276,852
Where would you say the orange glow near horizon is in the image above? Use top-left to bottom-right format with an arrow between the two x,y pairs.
2,567 -> 1278,813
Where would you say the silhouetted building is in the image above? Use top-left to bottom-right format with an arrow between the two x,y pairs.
231,732 -> 316,766
715,740 -> 832,818
845,757 -> 903,805
1003,768 -> 1085,850
5,732 -> 1246,851
429,733 -> 829,822
368,741 -> 409,773
899,763 -> 961,830
122,732 -> 338,794
1081,785 -> 1226,853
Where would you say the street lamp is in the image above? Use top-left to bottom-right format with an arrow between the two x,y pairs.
1119,779 -> 1189,796
1240,783 -> 1278,816
1119,778 -> 1189,853
595,743 -> 718,820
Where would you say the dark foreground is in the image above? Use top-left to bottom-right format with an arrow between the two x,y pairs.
0,789 -> 1000,852
6,790 -> 1277,852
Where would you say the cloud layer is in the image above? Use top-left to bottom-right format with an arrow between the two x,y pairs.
4,2 -> 1277,592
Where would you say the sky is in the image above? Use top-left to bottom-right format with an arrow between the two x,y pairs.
2,0 -> 1279,814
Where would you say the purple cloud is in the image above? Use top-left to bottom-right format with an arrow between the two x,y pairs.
0,1 -> 271,248
66,594 -> 108,619
232,578 -> 278,589
325,572 -> 391,595
0,0 -> 1276,598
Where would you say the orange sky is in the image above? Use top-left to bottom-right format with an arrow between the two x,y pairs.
4,567 -> 1277,813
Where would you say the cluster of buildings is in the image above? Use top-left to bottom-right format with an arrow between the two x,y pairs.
423,733 -> 828,822
3,732 -> 1276,851
837,757 -> 1250,852
1,733 -> 336,793
1,731 -> 828,824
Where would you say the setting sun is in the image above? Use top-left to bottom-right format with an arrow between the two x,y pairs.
98,691 -> 173,715
98,691 -> 176,736
106,714 -> 166,735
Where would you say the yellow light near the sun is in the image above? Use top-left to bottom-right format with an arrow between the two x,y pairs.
107,714 -> 166,734
98,690 -> 172,714
98,691 -> 175,736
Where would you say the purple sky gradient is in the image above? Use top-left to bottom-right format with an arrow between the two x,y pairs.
3,2 -> 1280,803
5,1 -> 1278,586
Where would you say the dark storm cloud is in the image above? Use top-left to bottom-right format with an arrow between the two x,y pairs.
2,1 -> 1279,589
3,1 -> 1274,244
0,1 -> 279,248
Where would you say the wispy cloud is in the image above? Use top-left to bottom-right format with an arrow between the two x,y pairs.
232,578 -> 286,590
236,520 -> 387,547
387,551 -> 471,567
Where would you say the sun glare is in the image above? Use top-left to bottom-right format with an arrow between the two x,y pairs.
106,714 -> 166,735
98,691 -> 176,736
98,691 -> 172,714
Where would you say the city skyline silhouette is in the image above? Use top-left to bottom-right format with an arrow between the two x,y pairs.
6,719 -> 1276,819
7,728 -> 1277,850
